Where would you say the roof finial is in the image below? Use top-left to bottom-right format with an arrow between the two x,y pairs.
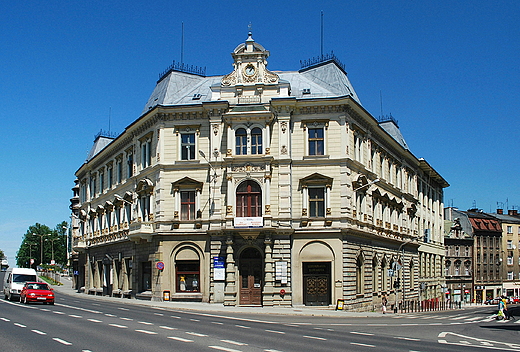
247,22 -> 254,42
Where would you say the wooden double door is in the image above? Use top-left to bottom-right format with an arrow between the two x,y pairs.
239,248 -> 262,305
303,262 -> 331,306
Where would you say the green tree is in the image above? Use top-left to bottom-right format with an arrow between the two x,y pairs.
16,222 -> 68,269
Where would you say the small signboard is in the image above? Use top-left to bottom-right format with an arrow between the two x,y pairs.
336,299 -> 345,310
234,217 -> 263,228
214,257 -> 225,281
275,261 -> 288,284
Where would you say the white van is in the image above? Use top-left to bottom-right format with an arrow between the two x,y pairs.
3,268 -> 38,301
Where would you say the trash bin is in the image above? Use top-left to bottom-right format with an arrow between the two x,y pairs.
163,290 -> 170,301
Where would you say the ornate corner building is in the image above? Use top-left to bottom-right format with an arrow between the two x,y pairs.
70,32 -> 448,310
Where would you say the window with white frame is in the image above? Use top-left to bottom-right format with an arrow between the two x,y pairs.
308,187 -> 325,217
507,240 -> 513,249
141,138 -> 152,168
172,177 -> 203,221
508,271 -> 514,280
127,152 -> 133,178
181,133 -> 195,160
507,225 -> 513,234
234,126 -> 263,155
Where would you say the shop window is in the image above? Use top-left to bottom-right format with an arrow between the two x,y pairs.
176,261 -> 200,292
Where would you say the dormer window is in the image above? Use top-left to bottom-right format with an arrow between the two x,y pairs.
192,93 -> 202,100
302,88 -> 311,95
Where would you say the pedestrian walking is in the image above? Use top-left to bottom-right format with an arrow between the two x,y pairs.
382,295 -> 388,314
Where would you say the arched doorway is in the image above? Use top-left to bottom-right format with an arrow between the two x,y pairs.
239,247 -> 262,305
300,242 -> 333,306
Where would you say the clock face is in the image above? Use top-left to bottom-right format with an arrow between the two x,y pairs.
245,65 -> 256,76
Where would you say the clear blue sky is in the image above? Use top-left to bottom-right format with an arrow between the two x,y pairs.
1,1 -> 519,266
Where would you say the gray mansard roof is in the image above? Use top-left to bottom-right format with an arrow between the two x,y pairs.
141,60 -> 361,115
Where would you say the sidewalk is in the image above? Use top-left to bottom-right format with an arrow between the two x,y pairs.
52,277 -> 380,318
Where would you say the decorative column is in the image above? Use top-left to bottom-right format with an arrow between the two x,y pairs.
263,234 -> 274,306
224,235 -> 237,306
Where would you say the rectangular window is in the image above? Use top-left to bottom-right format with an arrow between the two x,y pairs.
141,140 -> 151,168
99,171 -> 104,193
308,187 -> 325,217
127,153 -> 133,177
117,160 -> 122,183
507,240 -> 513,249
507,226 -> 513,234
180,191 -> 196,220
181,133 -> 195,160
308,128 -> 324,155
108,167 -> 113,188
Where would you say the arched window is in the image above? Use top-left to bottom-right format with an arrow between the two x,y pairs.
356,256 -> 364,295
235,128 -> 247,155
372,257 -> 378,293
236,181 -> 262,217
251,127 -> 263,154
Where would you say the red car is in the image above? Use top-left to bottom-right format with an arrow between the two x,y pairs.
19,282 -> 54,305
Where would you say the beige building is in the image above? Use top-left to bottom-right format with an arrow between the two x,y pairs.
491,209 -> 520,297
71,32 -> 448,310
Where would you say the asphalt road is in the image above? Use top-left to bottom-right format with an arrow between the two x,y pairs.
1,273 -> 519,351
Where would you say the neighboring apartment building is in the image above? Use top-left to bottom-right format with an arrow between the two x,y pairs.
446,208 -> 503,303
444,210 -> 473,303
490,209 -> 520,297
70,32 -> 448,311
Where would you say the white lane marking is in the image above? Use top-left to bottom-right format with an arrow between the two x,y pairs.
265,350 -> 284,352
167,336 -> 193,342
53,338 -> 72,345
14,323 -> 26,328
190,318 -> 200,322
118,307 -> 129,311
212,321 -> 224,325
395,336 -> 420,341
350,331 -> 374,336
32,330 -> 47,335
186,331 -> 208,337
0,318 -> 10,322
221,339 -> 248,346
69,314 -> 83,318
105,313 -> 116,317
235,324 -> 250,329
265,329 -> 285,334
109,323 -> 128,328
135,329 -> 157,335
87,319 -> 102,323
120,317 -> 133,321
160,326 -> 178,330
154,313 -> 164,316
351,342 -> 376,348
209,346 -> 242,352
56,303 -> 102,314
53,311 -> 65,315
138,321 -> 153,325
171,315 -> 181,319
303,335 -> 327,340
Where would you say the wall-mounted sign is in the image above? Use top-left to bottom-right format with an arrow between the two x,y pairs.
156,261 -> 165,270
275,261 -> 288,284
214,257 -> 225,281
234,217 -> 263,228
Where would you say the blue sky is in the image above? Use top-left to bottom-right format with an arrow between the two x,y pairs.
1,1 -> 519,266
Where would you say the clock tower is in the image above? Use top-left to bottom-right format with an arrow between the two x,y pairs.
220,30 -> 281,104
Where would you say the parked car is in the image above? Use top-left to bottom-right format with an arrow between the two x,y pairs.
507,297 -> 520,304
19,282 -> 54,305
484,297 -> 502,305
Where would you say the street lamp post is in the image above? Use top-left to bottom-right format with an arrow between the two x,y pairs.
47,238 -> 59,264
32,233 -> 50,267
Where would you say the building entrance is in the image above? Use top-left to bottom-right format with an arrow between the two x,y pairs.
239,247 -> 262,305
303,262 -> 331,306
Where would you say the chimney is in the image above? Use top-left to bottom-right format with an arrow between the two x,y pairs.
508,210 -> 515,216
497,209 -> 503,215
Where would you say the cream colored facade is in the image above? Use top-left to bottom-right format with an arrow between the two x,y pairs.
71,33 -> 448,310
